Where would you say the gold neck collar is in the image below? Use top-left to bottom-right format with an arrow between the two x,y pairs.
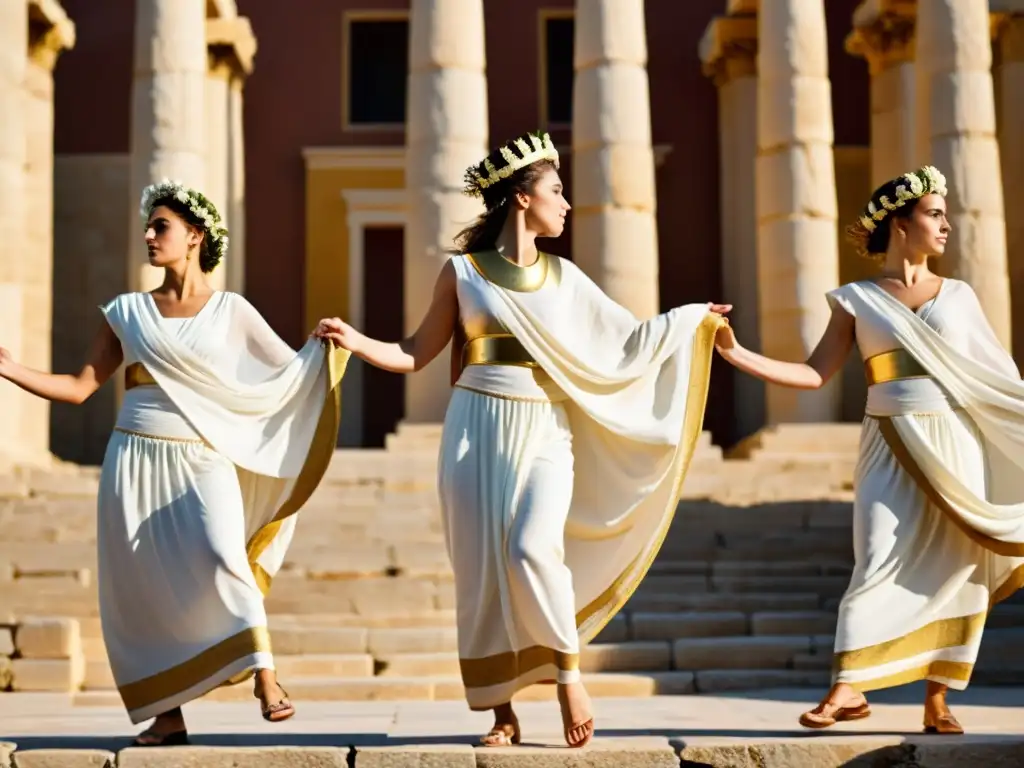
466,250 -> 556,293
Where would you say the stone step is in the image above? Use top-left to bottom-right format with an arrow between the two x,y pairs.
673,634 -> 834,671
625,591 -> 823,613
749,611 -> 838,636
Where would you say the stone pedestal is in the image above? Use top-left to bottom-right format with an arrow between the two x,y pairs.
756,0 -> 840,423
916,0 -> 1012,349
996,14 -> 1024,362
846,0 -> 916,186
572,0 -> 659,320
404,0 -> 488,423
206,16 -> 254,294
0,0 -> 29,457
700,15 -> 764,441
129,0 -> 207,292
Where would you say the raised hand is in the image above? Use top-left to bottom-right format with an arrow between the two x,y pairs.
312,317 -> 364,354
714,321 -> 738,357
708,303 -> 732,316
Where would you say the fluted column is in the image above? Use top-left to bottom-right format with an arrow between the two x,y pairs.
846,0 -> 916,186
700,14 -> 764,440
0,0 -> 29,459
130,0 -> 207,292
916,0 -> 1011,348
21,5 -> 74,457
996,13 -> 1024,362
404,0 -> 488,422
572,0 -> 658,319
206,16 -> 255,293
756,0 -> 840,423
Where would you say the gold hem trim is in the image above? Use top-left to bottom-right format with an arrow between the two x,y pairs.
112,426 -> 205,445
877,417 -> 1024,557
460,645 -> 579,689
833,612 -> 986,672
843,660 -> 973,694
244,344 -> 351,594
574,312 -> 725,640
118,626 -> 271,711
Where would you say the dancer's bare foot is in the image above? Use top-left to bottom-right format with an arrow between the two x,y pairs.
557,681 -> 594,748
132,707 -> 189,746
254,668 -> 295,722
480,702 -> 521,747
799,683 -> 871,729
923,681 -> 963,734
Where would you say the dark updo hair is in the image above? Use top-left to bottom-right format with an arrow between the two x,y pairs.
140,179 -> 229,274
452,159 -> 559,254
845,165 -> 947,259
452,130 -> 561,254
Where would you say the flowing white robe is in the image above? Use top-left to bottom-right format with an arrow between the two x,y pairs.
826,279 -> 1024,692
99,291 -> 347,722
439,252 -> 723,709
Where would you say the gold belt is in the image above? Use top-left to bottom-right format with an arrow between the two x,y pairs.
124,363 -> 157,390
462,334 -> 537,368
864,349 -> 928,385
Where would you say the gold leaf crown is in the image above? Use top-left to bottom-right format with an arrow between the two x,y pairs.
845,165 -> 948,257
462,131 -> 560,200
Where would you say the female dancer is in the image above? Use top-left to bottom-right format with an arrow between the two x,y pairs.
0,180 -> 347,745
715,166 -> 1024,734
315,131 -> 728,748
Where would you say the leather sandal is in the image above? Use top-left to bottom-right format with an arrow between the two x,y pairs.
256,682 -> 295,722
131,729 -> 190,747
924,710 -> 964,735
480,722 -> 521,747
799,699 -> 871,729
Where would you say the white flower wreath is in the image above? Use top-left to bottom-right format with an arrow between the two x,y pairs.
140,179 -> 229,268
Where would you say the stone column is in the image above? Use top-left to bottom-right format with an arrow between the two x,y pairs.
130,0 -> 207,292
404,0 -> 488,422
0,0 -> 29,460
916,0 -> 1012,348
22,5 -> 74,458
996,13 -> 1024,362
757,0 -> 840,423
572,0 -> 659,320
206,16 -> 254,294
700,15 -> 764,441
846,0 -> 916,187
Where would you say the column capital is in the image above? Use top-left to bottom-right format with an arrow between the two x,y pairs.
845,1 -> 915,76
28,0 -> 75,71
206,16 -> 256,79
700,16 -> 757,86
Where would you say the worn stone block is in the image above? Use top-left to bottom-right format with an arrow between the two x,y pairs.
750,611 -> 836,636
0,628 -> 14,656
117,747 -> 349,768
377,652 -> 460,678
274,653 -> 374,678
367,627 -> 458,656
581,642 -> 671,673
15,617 -> 81,659
11,656 -> 84,691
267,626 -> 367,656
10,750 -> 115,768
631,611 -> 747,641
354,745 -> 475,768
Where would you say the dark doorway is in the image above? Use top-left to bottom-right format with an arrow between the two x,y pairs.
361,225 -> 406,447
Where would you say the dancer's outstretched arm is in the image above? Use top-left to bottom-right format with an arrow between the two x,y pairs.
313,260 -> 457,374
715,306 -> 854,390
0,321 -> 123,404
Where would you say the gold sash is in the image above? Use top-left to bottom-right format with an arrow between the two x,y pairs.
864,349 -> 928,385
462,334 -> 537,369
124,362 -> 157,390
